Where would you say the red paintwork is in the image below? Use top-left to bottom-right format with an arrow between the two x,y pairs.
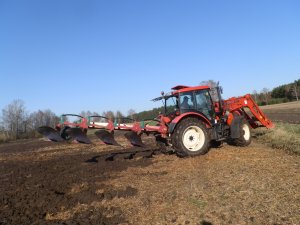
107,120 -> 115,132
131,122 -> 143,134
57,116 -> 88,129
227,113 -> 234,126
172,85 -> 210,95
224,94 -> 274,128
162,116 -> 171,124
171,112 -> 212,127
144,116 -> 168,137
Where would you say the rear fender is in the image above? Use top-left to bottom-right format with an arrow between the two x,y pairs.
168,112 -> 212,134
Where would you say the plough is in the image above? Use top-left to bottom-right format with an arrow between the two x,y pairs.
38,84 -> 274,157
38,114 -> 166,146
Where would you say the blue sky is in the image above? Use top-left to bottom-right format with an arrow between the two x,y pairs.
0,0 -> 299,115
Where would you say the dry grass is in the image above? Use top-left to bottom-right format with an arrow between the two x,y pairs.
0,132 -> 12,143
90,144 -> 300,225
253,123 -> 300,154
45,203 -> 89,221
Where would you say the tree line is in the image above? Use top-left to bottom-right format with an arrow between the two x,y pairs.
0,100 -> 60,141
252,79 -> 299,105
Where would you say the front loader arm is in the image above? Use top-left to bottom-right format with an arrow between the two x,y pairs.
224,94 -> 274,129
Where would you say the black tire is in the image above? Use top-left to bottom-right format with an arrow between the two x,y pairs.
210,140 -> 223,148
155,135 -> 167,152
172,117 -> 210,157
155,135 -> 174,154
229,120 -> 252,146
60,126 -> 71,140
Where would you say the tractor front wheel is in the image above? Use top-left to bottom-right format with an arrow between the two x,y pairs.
236,120 -> 252,146
229,120 -> 252,147
172,118 -> 209,157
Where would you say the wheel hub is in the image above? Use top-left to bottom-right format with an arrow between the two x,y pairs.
242,124 -> 251,141
182,126 -> 205,151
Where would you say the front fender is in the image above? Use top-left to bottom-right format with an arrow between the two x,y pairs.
168,112 -> 212,133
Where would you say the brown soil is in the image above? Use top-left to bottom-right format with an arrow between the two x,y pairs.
261,101 -> 300,124
0,134 -> 299,225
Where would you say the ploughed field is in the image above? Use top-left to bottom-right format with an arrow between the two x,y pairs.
261,101 -> 300,124
0,131 -> 299,225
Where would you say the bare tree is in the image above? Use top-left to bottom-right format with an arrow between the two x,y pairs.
200,80 -> 218,88
91,112 -> 101,122
80,110 -> 93,118
200,80 -> 219,101
252,90 -> 258,102
102,111 -> 115,121
2,99 -> 27,139
293,82 -> 299,101
115,110 -> 124,122
28,109 -> 59,130
116,111 -> 124,118
127,109 -> 136,120
262,88 -> 270,105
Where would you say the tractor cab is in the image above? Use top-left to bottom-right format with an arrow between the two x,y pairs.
154,85 -> 219,122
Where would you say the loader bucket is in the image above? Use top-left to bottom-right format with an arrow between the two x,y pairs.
95,130 -> 119,145
37,126 -> 64,142
65,128 -> 91,144
124,131 -> 144,147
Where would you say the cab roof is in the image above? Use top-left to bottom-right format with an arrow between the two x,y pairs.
171,85 -> 210,94
152,85 -> 211,102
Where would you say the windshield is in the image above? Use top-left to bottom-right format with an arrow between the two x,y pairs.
194,90 -> 213,119
165,96 -> 178,114
178,90 -> 214,120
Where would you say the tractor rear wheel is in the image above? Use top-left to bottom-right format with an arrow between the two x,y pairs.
172,118 -> 209,157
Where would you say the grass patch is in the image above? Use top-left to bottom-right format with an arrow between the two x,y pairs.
188,198 -> 207,209
253,123 -> 300,154
0,131 -> 42,144
0,132 -> 13,143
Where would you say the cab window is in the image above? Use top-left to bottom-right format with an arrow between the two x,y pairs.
195,90 -> 213,119
179,92 -> 195,113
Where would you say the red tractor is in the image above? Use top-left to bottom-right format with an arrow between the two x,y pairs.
148,84 -> 273,157
38,84 -> 274,157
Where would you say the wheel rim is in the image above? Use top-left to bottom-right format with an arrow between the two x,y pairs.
242,124 -> 250,141
182,126 -> 205,151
